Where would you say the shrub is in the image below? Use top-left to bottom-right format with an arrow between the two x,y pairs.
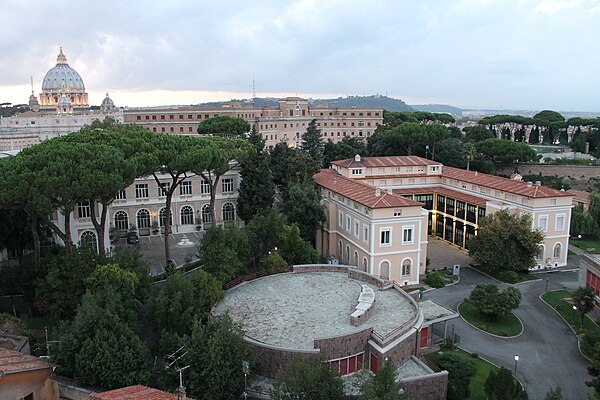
497,271 -> 520,284
437,352 -> 477,400
425,271 -> 446,288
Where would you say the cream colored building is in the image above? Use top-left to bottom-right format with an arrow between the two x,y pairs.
124,97 -> 383,148
316,155 -> 573,282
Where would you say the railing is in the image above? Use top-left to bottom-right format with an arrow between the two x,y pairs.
370,281 -> 420,346
224,266 -> 293,290
417,354 -> 442,372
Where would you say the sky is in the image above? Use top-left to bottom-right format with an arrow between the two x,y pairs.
1,0 -> 600,111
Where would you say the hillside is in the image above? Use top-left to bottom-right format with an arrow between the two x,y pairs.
410,104 -> 463,116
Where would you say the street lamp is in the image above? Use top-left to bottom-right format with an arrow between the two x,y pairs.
573,305 -> 578,326
514,355 -> 519,376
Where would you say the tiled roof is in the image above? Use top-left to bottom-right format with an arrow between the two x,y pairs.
393,186 -> 488,207
567,189 -> 590,203
442,167 -> 572,198
90,385 -> 185,400
314,169 -> 422,209
0,348 -> 52,374
332,156 -> 440,169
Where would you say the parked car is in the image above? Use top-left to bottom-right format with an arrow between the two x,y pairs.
126,231 -> 139,244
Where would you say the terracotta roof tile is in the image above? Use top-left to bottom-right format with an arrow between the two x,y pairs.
90,385 -> 187,400
442,167 -> 572,198
567,189 -> 590,203
314,169 -> 422,209
0,348 -> 52,374
332,156 -> 440,169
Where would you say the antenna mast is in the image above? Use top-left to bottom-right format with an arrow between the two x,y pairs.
252,76 -> 256,99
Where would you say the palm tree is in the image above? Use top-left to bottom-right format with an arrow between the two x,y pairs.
573,286 -> 595,329
463,142 -> 477,171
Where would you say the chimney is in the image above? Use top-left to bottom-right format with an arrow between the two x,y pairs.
177,386 -> 186,400
527,181 -> 533,187
375,188 -> 381,196
535,181 -> 541,186
333,177 -> 337,184
474,171 -> 478,176
387,188 -> 393,194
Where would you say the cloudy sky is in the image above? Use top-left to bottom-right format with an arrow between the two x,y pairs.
1,0 -> 599,111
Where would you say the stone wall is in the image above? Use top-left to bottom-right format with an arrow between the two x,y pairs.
292,264 -> 350,274
348,268 -> 387,289
314,327 -> 373,360
245,337 -> 319,379
403,371 -> 449,400
370,330 -> 417,368
498,164 -> 600,180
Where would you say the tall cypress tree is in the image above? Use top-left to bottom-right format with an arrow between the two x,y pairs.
301,119 -> 324,167
237,126 -> 275,222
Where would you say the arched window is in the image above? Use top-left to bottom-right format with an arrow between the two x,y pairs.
294,105 -> 301,116
362,257 -> 368,272
80,231 -> 98,252
137,209 -> 151,228
114,211 -> 128,231
402,259 -> 411,276
338,240 -> 343,257
180,206 -> 194,225
159,207 -> 172,227
553,243 -> 562,259
346,245 -> 350,264
223,203 -> 235,222
536,245 -> 544,260
380,261 -> 390,280
201,204 -> 211,224
354,251 -> 359,266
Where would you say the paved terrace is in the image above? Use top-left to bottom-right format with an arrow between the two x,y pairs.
213,271 -> 416,350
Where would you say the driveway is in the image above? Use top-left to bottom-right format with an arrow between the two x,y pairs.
423,264 -> 593,400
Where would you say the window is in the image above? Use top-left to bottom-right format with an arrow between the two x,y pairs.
222,178 -> 234,193
135,184 -> 148,199
158,183 -> 170,197
402,259 -> 411,276
115,189 -> 126,200
201,204 -> 211,224
80,231 -> 98,252
180,206 -> 194,225
380,228 -> 391,246
354,221 -> 360,236
223,203 -> 235,221
402,227 -> 413,244
394,210 -> 402,217
77,201 -> 91,219
351,168 -> 363,175
180,181 -> 192,195
556,214 -> 565,231
201,180 -> 211,194
538,215 -> 548,232
553,243 -> 562,259
338,211 -> 343,227
338,240 -> 343,257
536,245 -> 544,260
137,209 -> 151,228
114,211 -> 129,230
346,216 -> 351,232
159,207 -> 172,227
363,225 -> 369,242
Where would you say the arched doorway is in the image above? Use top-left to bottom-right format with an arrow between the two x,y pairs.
379,261 -> 390,280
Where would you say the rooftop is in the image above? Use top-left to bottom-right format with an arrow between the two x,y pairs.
393,186 -> 488,207
314,169 -> 423,209
0,348 -> 52,375
213,271 -> 416,350
332,155 -> 440,169
90,385 -> 184,400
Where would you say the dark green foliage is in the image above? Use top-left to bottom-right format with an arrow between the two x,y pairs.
545,386 -> 564,400
520,174 -> 570,191
184,315 -> 254,400
436,352 -> 477,400
476,139 -> 539,167
360,359 -> 407,400
301,119 -> 325,167
287,151 -> 320,182
269,142 -> 294,187
469,209 -> 543,273
271,356 -> 347,400
484,367 -> 528,400
279,179 -> 326,243
152,272 -> 199,338
425,271 -> 446,288
200,226 -> 247,282
573,286 -> 596,328
0,208 -> 33,259
197,115 -> 250,137
464,126 -> 496,142
0,103 -> 30,117
469,284 -> 521,321
323,137 -> 367,167
497,271 -> 520,284
433,138 -> 466,168
261,251 -> 287,270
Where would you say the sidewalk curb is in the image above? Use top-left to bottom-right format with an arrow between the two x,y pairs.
457,301 -> 524,339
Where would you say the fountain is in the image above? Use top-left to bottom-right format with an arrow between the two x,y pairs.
177,234 -> 195,247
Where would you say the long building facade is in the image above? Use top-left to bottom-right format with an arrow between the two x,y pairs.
123,97 -> 383,148
315,155 -> 573,284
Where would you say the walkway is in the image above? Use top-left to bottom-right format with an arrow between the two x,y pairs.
422,266 -> 593,400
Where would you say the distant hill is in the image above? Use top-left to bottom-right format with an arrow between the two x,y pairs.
409,104 -> 463,116
195,95 -> 414,112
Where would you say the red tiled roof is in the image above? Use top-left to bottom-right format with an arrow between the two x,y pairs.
314,169 -> 422,209
442,167 -> 572,198
567,189 -> 590,203
0,348 -> 52,374
90,385 -> 185,400
393,186 -> 488,207
332,156 -> 440,169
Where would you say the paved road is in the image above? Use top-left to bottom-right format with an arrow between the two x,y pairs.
423,266 -> 593,400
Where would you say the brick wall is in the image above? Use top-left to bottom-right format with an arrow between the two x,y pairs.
245,337 -> 319,379
370,330 -> 417,368
292,264 -> 350,274
498,164 -> 600,179
403,371 -> 449,400
314,327 -> 373,360
348,269 -> 387,289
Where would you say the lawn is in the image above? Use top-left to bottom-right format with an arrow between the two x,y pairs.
458,302 -> 523,337
426,348 -> 499,400
571,235 -> 600,253
472,265 -> 538,284
541,290 -> 600,334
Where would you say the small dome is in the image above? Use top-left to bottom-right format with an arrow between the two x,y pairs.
101,93 -> 115,108
41,48 -> 85,91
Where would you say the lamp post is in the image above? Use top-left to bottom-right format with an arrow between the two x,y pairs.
573,305 -> 578,327
545,277 -> 549,293
514,355 -> 519,376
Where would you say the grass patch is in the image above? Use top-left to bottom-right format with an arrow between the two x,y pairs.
571,235 -> 600,253
458,302 -> 523,337
541,290 -> 600,335
472,265 -> 538,283
426,348 -> 499,400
